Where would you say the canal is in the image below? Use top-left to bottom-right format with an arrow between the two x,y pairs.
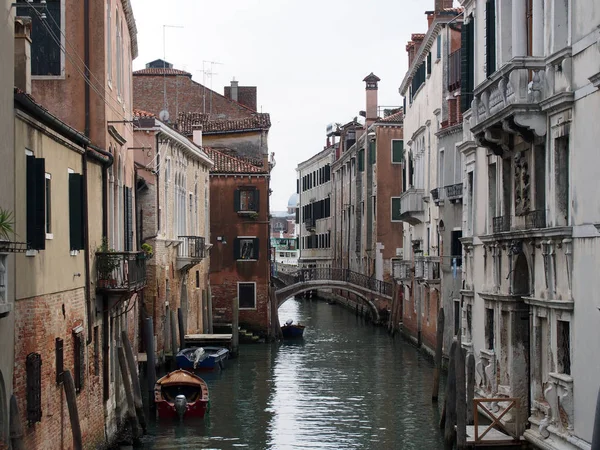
142,297 -> 445,449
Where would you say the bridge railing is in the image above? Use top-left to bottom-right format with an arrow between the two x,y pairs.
274,267 -> 392,297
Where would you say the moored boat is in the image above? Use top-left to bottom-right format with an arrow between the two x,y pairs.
176,346 -> 230,371
154,369 -> 210,420
281,319 -> 305,339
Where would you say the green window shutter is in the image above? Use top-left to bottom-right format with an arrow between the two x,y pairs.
369,140 -> 376,164
358,149 -> 365,171
234,189 -> 241,212
253,238 -> 260,260
391,198 -> 402,221
427,52 -> 432,75
392,140 -> 404,163
26,156 -> 46,250
68,173 -> 84,251
234,238 -> 240,260
486,0 -> 496,76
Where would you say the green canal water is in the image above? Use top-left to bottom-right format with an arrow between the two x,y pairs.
142,297 -> 446,449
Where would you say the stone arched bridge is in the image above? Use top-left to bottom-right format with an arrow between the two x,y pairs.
272,267 -> 393,323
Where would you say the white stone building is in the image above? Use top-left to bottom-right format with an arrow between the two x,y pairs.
297,146 -> 334,269
458,0 -> 600,448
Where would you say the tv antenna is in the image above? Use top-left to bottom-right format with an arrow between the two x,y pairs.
202,60 -> 223,114
160,24 -> 184,122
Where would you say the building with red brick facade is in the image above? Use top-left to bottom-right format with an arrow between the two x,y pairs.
205,148 -> 272,337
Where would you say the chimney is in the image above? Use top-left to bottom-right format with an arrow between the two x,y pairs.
426,11 -> 435,28
192,124 -> 203,147
230,80 -> 239,102
14,17 -> 32,94
363,73 -> 380,128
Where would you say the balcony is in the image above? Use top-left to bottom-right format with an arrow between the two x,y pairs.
398,188 -> 425,225
423,257 -> 441,283
493,216 -> 511,234
177,236 -> 207,271
431,188 -> 444,205
471,57 -> 548,156
445,183 -> 463,202
414,257 -> 424,279
304,217 -> 316,232
492,210 -> 547,235
392,259 -> 412,281
96,252 -> 147,294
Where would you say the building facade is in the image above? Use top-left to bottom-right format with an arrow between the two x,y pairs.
205,148 -> 272,337
134,111 -> 213,362
271,194 -> 300,269
458,0 -> 600,448
398,7 -> 463,353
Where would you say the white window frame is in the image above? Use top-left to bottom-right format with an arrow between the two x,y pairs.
237,235 -> 258,261
30,0 -> 67,80
237,281 -> 257,310
45,172 -> 53,239
391,197 -> 402,222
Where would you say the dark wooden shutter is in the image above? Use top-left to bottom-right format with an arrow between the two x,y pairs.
253,238 -> 260,260
427,52 -> 432,75
26,352 -> 42,423
234,189 -> 241,212
74,331 -> 84,392
461,22 -> 470,112
68,173 -> 84,251
369,140 -> 376,164
55,338 -> 64,384
26,156 -> 46,250
124,187 -> 133,251
295,208 -> 299,224
392,140 -> 404,163
486,0 -> 496,77
254,189 -> 260,212
358,149 -> 365,171
233,238 -> 240,260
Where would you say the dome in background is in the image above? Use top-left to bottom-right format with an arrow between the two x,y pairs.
287,193 -> 299,208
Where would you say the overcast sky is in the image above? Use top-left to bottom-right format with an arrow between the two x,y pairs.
131,0 -> 456,211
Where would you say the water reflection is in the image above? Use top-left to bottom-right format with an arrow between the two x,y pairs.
143,298 -> 444,449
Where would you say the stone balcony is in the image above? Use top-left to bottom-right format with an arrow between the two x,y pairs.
398,188 -> 425,225
471,57 -> 548,155
423,257 -> 441,284
177,236 -> 207,271
392,259 -> 412,281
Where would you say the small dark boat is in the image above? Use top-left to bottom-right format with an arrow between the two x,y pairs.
154,369 -> 210,420
176,346 -> 229,371
281,319 -> 305,339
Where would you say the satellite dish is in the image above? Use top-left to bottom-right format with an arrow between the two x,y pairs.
159,109 -> 170,122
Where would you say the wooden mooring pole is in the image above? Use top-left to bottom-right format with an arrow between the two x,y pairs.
232,296 -> 239,357
117,346 -> 142,444
467,353 -> 475,425
442,340 -> 457,449
432,307 -> 445,402
121,330 -> 147,433
62,371 -> 83,450
9,394 -> 24,450
143,317 -> 156,408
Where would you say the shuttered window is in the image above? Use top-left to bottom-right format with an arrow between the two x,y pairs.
16,0 -> 62,76
461,17 -> 475,112
123,187 -> 133,251
69,173 -> 84,250
369,140 -> 376,165
358,149 -> 365,172
427,52 -> 432,75
234,238 -> 260,260
392,140 -> 404,163
485,0 -> 497,77
26,155 -> 46,250
391,197 -> 402,222
234,188 -> 259,212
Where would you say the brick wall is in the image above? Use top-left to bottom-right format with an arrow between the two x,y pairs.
14,288 -> 105,450
133,74 -> 253,121
421,288 -> 439,352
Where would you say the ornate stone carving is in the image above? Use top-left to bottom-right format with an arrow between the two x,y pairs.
544,382 -> 559,425
514,150 -> 531,215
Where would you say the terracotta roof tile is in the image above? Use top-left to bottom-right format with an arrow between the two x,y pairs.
133,108 -> 155,118
133,67 -> 192,76
176,112 -> 271,135
204,147 -> 267,174
379,110 -> 404,123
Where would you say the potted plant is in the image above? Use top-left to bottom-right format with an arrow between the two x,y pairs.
0,208 -> 14,241
141,243 -> 154,260
248,212 -> 259,220
96,237 -> 120,288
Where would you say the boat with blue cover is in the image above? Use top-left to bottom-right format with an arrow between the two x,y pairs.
281,319 -> 305,339
176,346 -> 229,371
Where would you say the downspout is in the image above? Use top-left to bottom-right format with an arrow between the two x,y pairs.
84,0 -> 91,343
156,133 -> 160,235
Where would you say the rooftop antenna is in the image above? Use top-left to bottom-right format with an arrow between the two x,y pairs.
202,60 -> 223,115
161,24 -> 184,122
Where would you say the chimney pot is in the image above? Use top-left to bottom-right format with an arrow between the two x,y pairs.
230,80 -> 239,102
14,17 -> 32,94
192,124 -> 203,146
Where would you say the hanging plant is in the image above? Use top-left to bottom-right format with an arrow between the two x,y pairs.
0,208 -> 15,241
141,243 -> 154,259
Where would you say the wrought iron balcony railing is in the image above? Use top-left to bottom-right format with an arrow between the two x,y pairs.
445,183 -> 463,201
492,216 -> 511,234
96,252 -> 147,293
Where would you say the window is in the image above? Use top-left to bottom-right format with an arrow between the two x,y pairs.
106,0 -> 112,83
438,150 -> 445,188
555,136 -> 569,226
69,172 -> 84,251
358,149 -> 365,172
116,10 -> 122,97
195,270 -> 200,288
557,320 -> 571,375
485,308 -> 495,350
235,237 -> 259,260
123,186 -> 133,251
26,155 -> 46,250
451,230 -> 462,267
485,0 -> 497,76
410,62 -> 426,101
17,0 -> 62,76
391,197 -> 402,222
392,140 -> 404,164
238,282 -> 256,309
454,300 -> 461,336
235,188 -> 259,213
436,34 -> 442,59
461,15 -> 475,112
369,140 -> 376,165
45,173 -> 52,238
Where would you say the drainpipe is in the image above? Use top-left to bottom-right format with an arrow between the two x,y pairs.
83,0 -> 91,343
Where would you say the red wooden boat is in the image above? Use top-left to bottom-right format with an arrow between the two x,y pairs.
154,369 -> 210,420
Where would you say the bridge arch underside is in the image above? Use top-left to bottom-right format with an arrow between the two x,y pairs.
276,281 -> 386,322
